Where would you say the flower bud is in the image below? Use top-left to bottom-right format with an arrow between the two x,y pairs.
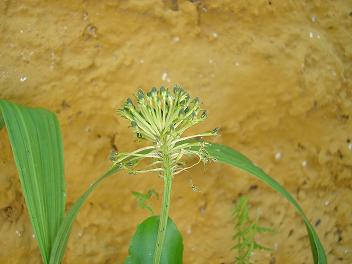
212,127 -> 220,135
127,98 -> 133,106
131,121 -> 137,128
160,86 -> 166,96
151,87 -> 157,97
201,110 -> 208,119
137,89 -> 145,101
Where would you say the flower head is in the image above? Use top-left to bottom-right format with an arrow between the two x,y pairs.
118,85 -> 208,143
113,85 -> 218,175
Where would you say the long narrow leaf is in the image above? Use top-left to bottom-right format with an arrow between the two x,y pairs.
49,166 -> 120,264
125,216 -> 183,264
205,143 -> 327,264
0,100 -> 65,264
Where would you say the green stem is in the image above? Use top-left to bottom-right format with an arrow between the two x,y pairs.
153,151 -> 173,264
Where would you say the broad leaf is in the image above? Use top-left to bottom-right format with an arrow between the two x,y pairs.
125,216 -> 183,264
1,100 -> 121,264
205,143 -> 327,264
0,100 -> 65,263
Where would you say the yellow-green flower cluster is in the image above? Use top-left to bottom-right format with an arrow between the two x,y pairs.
113,86 -> 218,175
118,86 -> 209,143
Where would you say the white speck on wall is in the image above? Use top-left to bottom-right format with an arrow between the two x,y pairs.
161,72 -> 168,81
212,32 -> 218,38
20,76 -> 27,82
301,160 -> 307,167
348,143 -> 352,151
83,12 -> 89,21
208,58 -> 214,64
311,15 -> 317,23
15,230 -> 22,237
324,200 -> 330,206
166,77 -> 171,83
78,232 -> 83,237
139,59 -> 144,64
309,32 -> 314,38
275,151 -> 282,160
187,226 -> 192,235
172,36 -> 180,43
235,61 -> 240,66
274,242 -> 279,250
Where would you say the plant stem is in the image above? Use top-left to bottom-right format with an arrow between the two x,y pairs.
153,150 -> 173,264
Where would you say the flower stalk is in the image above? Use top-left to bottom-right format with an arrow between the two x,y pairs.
112,85 -> 218,263
153,149 -> 173,264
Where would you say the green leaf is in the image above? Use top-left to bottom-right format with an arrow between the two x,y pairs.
49,166 -> 120,264
1,100 -> 122,264
132,189 -> 159,215
205,143 -> 327,264
125,216 -> 183,264
0,100 -> 65,264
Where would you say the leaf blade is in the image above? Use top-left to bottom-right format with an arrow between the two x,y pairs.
205,143 -> 327,264
0,100 -> 66,263
125,216 -> 183,264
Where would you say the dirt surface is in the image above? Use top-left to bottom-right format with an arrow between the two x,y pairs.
0,0 -> 352,263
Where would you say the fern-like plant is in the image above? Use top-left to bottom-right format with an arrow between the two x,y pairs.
233,196 -> 273,264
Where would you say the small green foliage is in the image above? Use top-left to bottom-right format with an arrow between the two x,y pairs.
132,189 -> 159,215
232,196 -> 273,264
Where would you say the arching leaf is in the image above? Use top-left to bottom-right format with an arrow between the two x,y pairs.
205,143 -> 327,264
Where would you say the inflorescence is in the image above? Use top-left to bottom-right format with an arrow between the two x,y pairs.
111,85 -> 219,175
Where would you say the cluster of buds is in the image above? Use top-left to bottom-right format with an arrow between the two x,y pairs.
119,86 -> 209,142
112,85 -> 219,175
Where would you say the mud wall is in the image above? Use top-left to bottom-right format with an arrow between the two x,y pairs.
0,0 -> 351,263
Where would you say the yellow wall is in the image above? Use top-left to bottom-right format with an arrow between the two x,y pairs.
0,0 -> 351,263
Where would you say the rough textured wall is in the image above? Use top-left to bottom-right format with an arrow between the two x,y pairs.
0,0 -> 351,263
